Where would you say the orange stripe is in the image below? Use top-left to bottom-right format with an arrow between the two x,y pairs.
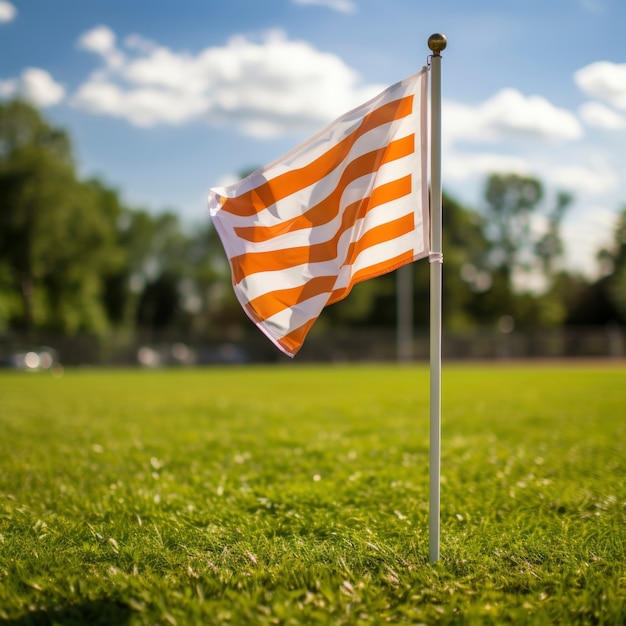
234,135 -> 414,243
220,95 -> 415,217
245,275 -> 338,323
327,249 -> 415,306
230,175 -> 412,284
277,318 -> 319,356
276,249 -> 415,356
343,213 -> 415,268
237,213 -> 415,323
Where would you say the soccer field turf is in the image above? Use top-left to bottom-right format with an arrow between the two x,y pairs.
0,363 -> 624,624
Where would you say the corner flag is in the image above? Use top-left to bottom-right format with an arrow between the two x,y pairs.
208,68 -> 430,357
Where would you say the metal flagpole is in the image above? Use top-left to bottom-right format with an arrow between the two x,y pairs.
427,33 -> 446,563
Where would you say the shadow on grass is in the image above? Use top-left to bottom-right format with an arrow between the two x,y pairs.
0,599 -> 132,626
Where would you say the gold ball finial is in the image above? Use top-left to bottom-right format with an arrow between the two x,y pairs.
428,33 -> 447,56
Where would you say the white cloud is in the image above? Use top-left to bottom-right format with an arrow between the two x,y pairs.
77,24 -> 125,69
444,150 -> 532,182
574,61 -> 626,110
444,88 -> 583,145
0,67 -> 65,106
124,33 -> 159,54
579,101 -> 626,129
72,27 -> 383,135
548,163 -> 619,194
72,81 -> 208,127
0,1 -> 16,23
78,24 -> 116,55
292,0 -> 357,14
563,207 -> 617,274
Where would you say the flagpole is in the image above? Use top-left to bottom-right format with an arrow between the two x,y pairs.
428,33 -> 446,563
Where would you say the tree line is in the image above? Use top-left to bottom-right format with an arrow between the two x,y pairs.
1,100 -> 625,340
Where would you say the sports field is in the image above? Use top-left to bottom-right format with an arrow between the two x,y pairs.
0,363 -> 624,625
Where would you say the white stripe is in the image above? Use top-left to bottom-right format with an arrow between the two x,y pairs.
242,231 -> 422,348
216,154 -> 420,258
210,71 -> 425,202
233,190 -> 424,304
260,291 -> 330,340
231,181 -> 423,286
333,231 -> 420,291
213,118 -> 419,231
257,232 -> 421,339
234,223 -> 421,308
207,68 -> 429,356
235,261 -> 338,302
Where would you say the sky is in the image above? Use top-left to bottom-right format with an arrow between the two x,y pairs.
1,0 -> 626,278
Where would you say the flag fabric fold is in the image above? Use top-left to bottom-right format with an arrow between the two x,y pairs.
208,67 -> 430,357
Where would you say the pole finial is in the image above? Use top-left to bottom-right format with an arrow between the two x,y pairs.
428,33 -> 447,56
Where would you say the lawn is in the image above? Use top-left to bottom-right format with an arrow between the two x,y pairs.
0,363 -> 624,624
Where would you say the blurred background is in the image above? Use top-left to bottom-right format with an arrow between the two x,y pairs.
1,0 -> 625,367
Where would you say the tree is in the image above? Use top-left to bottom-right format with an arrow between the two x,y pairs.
535,191 -> 573,275
479,173 -> 573,327
0,100 -> 72,166
486,206 -> 626,328
0,101 -> 123,333
482,173 -> 572,284
605,209 -> 626,322
572,208 -> 626,325
440,192 -> 491,329
180,221 -> 249,336
0,101 -> 73,328
483,173 -> 543,277
103,209 -> 186,333
104,208 -> 241,336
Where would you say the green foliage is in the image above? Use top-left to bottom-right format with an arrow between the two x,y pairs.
0,101 -> 124,334
564,208 -> 626,326
0,102 -> 230,337
482,174 -> 573,283
478,174 -> 576,328
484,173 -> 544,275
605,209 -> 626,322
440,193 -> 490,329
0,102 -> 622,337
0,100 -> 73,166
0,365 -> 624,624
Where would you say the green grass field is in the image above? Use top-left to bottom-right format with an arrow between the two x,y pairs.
0,363 -> 624,625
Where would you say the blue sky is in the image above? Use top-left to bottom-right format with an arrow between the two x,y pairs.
2,0 -> 625,278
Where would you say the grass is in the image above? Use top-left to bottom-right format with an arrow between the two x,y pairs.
0,363 -> 624,624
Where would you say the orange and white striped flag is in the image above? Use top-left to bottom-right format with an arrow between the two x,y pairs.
208,68 -> 430,357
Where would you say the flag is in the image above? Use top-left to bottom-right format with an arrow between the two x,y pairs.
208,68 -> 430,357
